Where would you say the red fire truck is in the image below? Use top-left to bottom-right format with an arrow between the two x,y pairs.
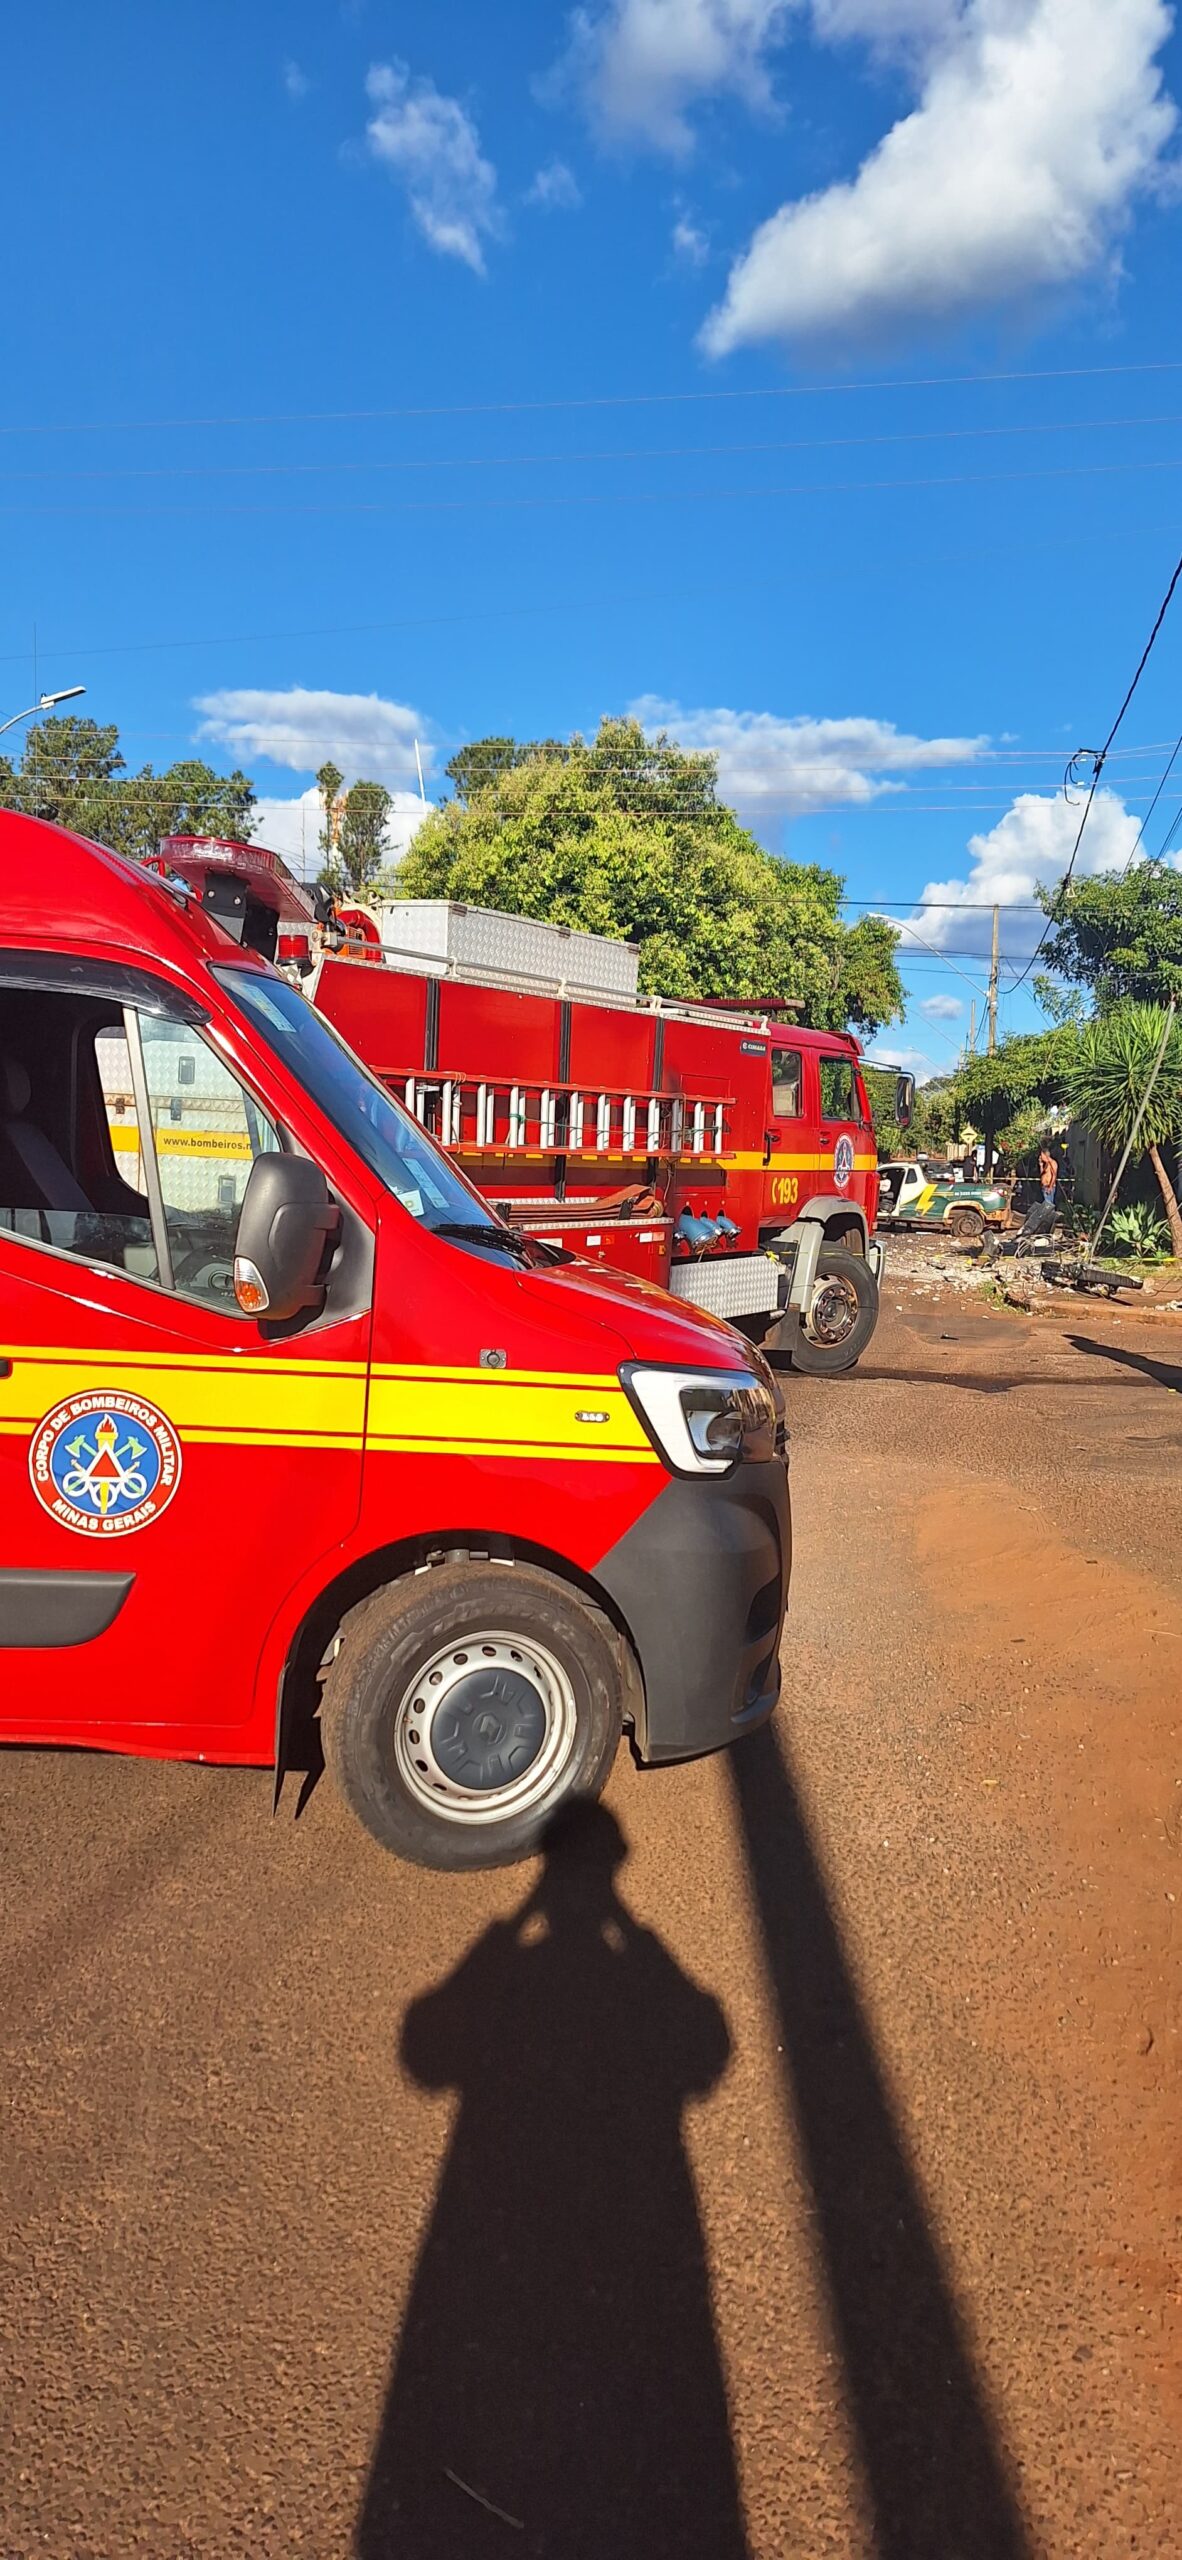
152,836 -> 911,1376
0,812 -> 791,1872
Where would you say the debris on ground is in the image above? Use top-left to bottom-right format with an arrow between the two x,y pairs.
884,1237 -> 997,1297
885,1232 -> 1182,1322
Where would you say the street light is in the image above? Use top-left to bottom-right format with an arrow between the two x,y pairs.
0,685 -> 86,738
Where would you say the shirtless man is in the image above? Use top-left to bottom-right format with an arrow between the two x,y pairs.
1038,1145 -> 1059,1207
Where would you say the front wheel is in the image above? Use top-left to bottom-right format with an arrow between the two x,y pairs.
319,1562 -> 625,1870
772,1243 -> 879,1375
947,1204 -> 985,1240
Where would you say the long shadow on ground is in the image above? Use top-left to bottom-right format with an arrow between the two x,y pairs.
355,1803 -> 749,2560
1066,1332 -> 1182,1392
729,1722 -> 1032,2560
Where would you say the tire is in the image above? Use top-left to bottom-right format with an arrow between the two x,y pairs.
948,1204 -> 985,1240
774,1243 -> 880,1376
319,1561 -> 624,1871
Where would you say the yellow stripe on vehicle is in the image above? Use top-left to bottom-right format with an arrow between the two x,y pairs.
0,1342 -> 366,1380
0,1353 -> 367,1442
367,1437 -> 659,1465
0,1350 -> 656,1464
726,1150 -> 878,1173
366,1371 -> 652,1459
107,1126 -> 253,1159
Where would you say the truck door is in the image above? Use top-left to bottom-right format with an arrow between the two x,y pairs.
0,965 -> 368,1756
765,1042 -> 808,1221
817,1050 -> 868,1208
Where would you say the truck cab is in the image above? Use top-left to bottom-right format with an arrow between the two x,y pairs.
0,814 -> 789,1872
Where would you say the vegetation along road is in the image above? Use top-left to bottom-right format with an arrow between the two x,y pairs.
1,1281 -> 1178,2559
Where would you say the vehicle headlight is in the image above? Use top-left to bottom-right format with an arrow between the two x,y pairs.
622,1365 -> 781,1477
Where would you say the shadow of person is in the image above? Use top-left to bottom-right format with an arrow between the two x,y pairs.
1067,1331 -> 1182,1393
356,1802 -> 749,2560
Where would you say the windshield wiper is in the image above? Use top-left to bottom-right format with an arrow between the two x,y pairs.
432,1220 -> 533,1260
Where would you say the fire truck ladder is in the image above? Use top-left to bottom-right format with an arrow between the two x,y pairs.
397,1075 -> 730,1165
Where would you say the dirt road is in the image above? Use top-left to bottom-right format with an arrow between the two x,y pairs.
2,1284 -> 1178,2559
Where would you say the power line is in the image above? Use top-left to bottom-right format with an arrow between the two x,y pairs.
13,718 -> 1182,772
1117,726 -> 1182,876
1148,796 -> 1182,873
1010,539 -> 1182,989
5,513 -> 1181,672
11,755 -> 1182,824
6,453 -> 1182,518
4,408 -> 1180,485
839,897 -> 1043,911
4,356 -> 1182,439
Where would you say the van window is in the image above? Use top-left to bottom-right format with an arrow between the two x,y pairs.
819,1055 -> 858,1123
0,985 -> 279,1310
136,1015 -> 280,1307
96,1028 -> 146,1192
0,997 -> 158,1280
770,1047 -> 802,1118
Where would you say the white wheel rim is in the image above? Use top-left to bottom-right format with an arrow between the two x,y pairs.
391,1631 -> 579,1827
804,1273 -> 861,1347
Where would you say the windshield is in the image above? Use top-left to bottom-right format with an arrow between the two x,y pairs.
216,966 -> 501,1237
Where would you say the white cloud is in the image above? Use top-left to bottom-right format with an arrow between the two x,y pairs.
917,992 -> 964,1019
364,60 -> 501,271
703,0 -> 1178,351
551,0 -> 793,154
904,786 -> 1142,960
527,158 -> 583,208
865,1040 -> 943,1084
194,687 -> 436,793
282,59 -> 310,101
251,787 -> 431,885
672,211 -> 711,260
629,694 -> 986,821
809,0 -> 956,41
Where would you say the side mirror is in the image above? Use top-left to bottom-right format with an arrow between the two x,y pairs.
234,1154 -> 341,1322
895,1072 -> 915,1130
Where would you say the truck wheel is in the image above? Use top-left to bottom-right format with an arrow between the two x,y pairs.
948,1204 -> 985,1240
319,1562 -> 624,1871
777,1244 -> 879,1375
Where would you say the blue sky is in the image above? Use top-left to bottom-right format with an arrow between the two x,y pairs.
3,0 -> 1182,1078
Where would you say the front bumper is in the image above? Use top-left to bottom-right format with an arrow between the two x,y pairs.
596,1458 -> 790,1762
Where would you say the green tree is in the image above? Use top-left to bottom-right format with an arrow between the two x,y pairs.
0,718 -> 254,856
0,715 -> 125,830
950,1026 -> 1077,1165
316,760 -> 345,893
1064,1002 -> 1182,1257
152,758 -> 255,844
1038,866 -> 1182,1008
398,718 -> 903,1033
861,1066 -> 959,1162
336,779 -> 394,897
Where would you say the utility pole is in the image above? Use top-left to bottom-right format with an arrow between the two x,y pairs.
987,903 -> 999,1055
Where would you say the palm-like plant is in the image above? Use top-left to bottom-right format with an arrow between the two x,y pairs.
1065,1003 -> 1182,1258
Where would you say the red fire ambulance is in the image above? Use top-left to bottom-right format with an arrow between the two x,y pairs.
0,812 -> 790,1870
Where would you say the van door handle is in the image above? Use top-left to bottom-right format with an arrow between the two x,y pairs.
762,1131 -> 774,1167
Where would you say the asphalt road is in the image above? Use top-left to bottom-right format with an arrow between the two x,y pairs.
2,1283 -> 1179,2559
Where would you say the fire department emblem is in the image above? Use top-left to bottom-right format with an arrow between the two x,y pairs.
29,1391 -> 182,1538
833,1134 -> 855,1192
